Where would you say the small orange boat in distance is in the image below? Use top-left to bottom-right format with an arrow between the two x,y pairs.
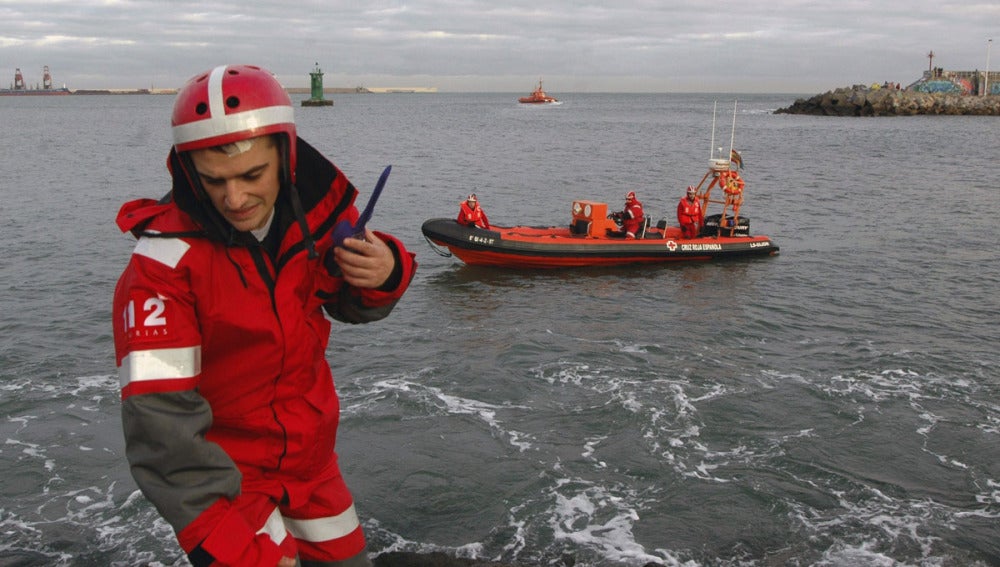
518,79 -> 559,104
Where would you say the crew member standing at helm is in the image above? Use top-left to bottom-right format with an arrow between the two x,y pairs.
677,185 -> 703,239
456,193 -> 490,229
113,65 -> 417,567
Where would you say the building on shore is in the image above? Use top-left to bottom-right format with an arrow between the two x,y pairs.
908,68 -> 999,95
1,66 -> 70,95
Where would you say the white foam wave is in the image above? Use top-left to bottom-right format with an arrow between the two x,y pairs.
531,357 -> 779,484
349,371 -> 535,452
546,480 -> 693,566
790,488 -> 962,566
363,517 -> 489,560
973,479 -> 1000,506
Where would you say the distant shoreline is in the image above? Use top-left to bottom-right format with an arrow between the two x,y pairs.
49,87 -> 438,95
66,88 -> 177,95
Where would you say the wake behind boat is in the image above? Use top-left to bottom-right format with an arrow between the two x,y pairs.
423,101 -> 778,268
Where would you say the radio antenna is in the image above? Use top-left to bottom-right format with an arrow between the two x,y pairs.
729,100 -> 738,156
709,100 -> 718,159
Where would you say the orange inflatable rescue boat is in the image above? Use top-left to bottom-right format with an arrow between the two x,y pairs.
422,168 -> 776,268
423,101 -> 778,268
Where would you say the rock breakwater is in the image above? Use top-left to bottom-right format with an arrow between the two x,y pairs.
775,86 -> 1000,116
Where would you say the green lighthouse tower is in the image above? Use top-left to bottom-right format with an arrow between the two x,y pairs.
302,62 -> 333,107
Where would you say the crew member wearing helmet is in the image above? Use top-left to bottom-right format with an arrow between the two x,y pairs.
677,185 -> 703,238
456,193 -> 490,229
112,65 -> 417,567
615,191 -> 645,239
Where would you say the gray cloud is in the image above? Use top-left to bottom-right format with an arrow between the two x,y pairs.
1,0 -> 996,92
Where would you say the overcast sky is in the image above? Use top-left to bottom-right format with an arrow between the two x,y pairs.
1,1 -> 996,93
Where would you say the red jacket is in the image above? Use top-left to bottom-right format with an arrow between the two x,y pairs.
677,196 -> 702,225
457,201 -> 490,229
622,199 -> 644,235
113,137 -> 416,563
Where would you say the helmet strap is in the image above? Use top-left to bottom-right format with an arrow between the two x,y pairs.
277,135 -> 293,190
288,181 -> 317,259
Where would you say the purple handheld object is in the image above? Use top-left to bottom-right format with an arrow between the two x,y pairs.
332,165 -> 391,247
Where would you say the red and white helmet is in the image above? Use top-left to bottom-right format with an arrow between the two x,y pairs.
171,65 -> 297,180
625,191 -> 636,201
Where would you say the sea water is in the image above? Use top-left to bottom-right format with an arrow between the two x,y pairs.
1,92 -> 998,566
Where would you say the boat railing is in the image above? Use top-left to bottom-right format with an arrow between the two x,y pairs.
689,165 -> 747,237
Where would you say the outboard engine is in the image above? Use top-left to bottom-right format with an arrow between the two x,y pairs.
702,213 -> 750,237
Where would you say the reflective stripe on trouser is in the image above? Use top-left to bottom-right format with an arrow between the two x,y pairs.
257,502 -> 366,562
257,504 -> 361,543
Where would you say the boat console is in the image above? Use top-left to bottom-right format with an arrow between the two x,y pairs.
569,200 -> 620,237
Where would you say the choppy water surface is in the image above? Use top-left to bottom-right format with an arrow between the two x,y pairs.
1,92 -> 998,566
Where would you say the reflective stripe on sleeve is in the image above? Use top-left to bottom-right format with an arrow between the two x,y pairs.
283,503 -> 361,543
134,235 -> 191,269
119,346 -> 202,389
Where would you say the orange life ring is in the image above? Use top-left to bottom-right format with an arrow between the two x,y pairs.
716,170 -> 730,187
724,173 -> 745,195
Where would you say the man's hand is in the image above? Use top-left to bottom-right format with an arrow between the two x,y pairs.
331,228 -> 395,289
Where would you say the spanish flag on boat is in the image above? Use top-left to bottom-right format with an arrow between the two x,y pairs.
730,149 -> 744,169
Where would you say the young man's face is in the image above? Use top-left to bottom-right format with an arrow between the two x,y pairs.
190,136 -> 282,232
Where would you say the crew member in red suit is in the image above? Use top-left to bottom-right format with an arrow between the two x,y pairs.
456,193 -> 490,229
617,191 -> 644,239
112,65 -> 417,567
677,185 -> 703,239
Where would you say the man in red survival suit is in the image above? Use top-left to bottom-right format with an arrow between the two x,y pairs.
112,65 -> 417,567
456,193 -> 490,229
615,191 -> 644,239
677,185 -> 703,239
